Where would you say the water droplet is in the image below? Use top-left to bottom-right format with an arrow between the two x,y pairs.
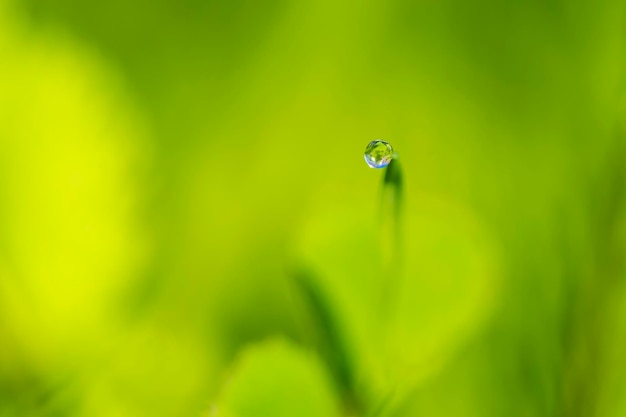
364,139 -> 394,168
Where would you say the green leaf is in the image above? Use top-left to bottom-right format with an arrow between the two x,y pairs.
294,193 -> 500,412
214,339 -> 342,417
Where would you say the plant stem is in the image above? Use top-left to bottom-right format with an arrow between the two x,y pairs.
378,157 -> 404,320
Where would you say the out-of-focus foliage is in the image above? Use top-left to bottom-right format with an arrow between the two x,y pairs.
1,0 -> 626,416
214,339 -> 341,417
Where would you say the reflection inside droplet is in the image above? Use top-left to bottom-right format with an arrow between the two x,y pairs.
364,139 -> 394,168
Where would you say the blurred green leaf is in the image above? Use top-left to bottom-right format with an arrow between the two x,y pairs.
214,339 -> 341,417
295,193 -> 499,412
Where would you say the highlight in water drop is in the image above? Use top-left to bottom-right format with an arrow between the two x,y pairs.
364,139 -> 394,168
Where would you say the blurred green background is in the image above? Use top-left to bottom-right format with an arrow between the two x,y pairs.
1,0 -> 626,416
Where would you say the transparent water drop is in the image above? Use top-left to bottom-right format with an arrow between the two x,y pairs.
364,139 -> 394,168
